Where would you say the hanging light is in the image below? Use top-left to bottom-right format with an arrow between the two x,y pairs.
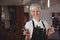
47,0 -> 50,8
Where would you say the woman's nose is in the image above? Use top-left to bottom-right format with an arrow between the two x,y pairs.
34,11 -> 38,14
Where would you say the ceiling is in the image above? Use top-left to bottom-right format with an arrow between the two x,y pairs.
0,0 -> 60,7
51,0 -> 60,6
0,0 -> 31,5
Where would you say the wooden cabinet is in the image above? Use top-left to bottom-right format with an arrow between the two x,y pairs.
0,5 -> 26,40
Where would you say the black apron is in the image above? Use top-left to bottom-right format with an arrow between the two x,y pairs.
31,20 -> 47,40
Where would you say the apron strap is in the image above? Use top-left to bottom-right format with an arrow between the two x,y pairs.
32,20 -> 46,28
32,20 -> 35,29
41,21 -> 46,28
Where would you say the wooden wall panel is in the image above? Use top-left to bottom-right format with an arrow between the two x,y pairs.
0,6 -> 1,31
0,5 -> 25,40
16,5 -> 24,40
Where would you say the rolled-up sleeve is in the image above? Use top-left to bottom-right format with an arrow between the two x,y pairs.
24,21 -> 33,39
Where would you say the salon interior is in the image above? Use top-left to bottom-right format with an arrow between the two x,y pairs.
0,0 -> 60,40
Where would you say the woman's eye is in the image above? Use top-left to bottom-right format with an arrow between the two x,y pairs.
32,11 -> 39,12
32,11 -> 35,12
36,11 -> 39,12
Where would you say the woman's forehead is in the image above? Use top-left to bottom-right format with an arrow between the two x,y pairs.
31,7 -> 40,10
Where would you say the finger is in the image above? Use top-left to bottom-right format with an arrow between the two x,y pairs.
22,28 -> 27,32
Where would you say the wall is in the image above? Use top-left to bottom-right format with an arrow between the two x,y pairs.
41,3 -> 60,25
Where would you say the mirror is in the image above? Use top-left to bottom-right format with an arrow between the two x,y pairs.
1,5 -> 17,32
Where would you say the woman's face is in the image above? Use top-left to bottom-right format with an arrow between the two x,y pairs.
30,7 -> 40,18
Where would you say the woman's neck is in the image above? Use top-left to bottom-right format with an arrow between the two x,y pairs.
33,17 -> 41,22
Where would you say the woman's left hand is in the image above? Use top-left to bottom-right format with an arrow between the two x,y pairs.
47,27 -> 55,36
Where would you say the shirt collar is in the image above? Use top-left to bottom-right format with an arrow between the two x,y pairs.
32,18 -> 41,23
32,18 -> 42,27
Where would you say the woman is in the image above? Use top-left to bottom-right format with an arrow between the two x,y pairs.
23,3 -> 55,40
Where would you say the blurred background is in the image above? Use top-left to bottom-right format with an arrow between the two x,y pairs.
0,0 -> 60,40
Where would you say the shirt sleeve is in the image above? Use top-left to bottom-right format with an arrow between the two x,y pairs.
25,22 -> 30,30
24,21 -> 32,39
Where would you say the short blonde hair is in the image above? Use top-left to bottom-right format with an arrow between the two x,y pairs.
30,3 -> 41,11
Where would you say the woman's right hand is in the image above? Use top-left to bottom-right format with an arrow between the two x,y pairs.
22,28 -> 30,40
